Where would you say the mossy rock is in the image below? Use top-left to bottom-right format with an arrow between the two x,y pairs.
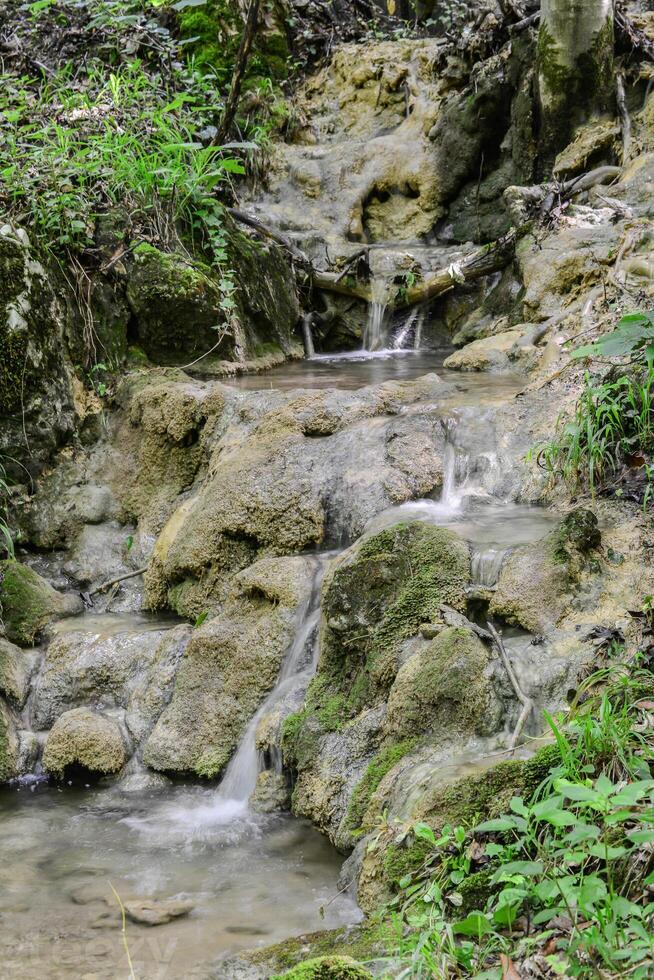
316,522 -> 471,718
346,737 -> 420,832
248,922 -> 388,975
0,560 -> 82,646
0,697 -> 19,783
42,707 -> 128,780
0,636 -> 30,706
273,956 -> 373,980
384,626 -> 502,741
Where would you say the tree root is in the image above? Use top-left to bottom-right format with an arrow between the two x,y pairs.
616,73 -> 632,164
487,619 -> 534,752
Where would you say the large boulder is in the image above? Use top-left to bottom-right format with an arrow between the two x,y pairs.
0,560 -> 82,646
42,707 -> 128,779
0,636 -> 31,707
284,522 -> 472,846
143,556 -> 316,778
32,621 -> 190,736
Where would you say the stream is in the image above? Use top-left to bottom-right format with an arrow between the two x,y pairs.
0,347 -> 554,977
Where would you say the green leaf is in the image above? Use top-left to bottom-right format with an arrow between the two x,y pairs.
553,779 -> 601,803
474,817 -> 518,833
564,822 -> 601,844
492,860 -> 544,882
587,843 -> 628,860
172,0 -> 207,8
412,822 -> 436,845
628,828 -> 654,844
452,912 -> 494,937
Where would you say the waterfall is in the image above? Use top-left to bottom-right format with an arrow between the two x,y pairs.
363,277 -> 390,351
213,567 -> 324,813
392,308 -> 418,350
470,546 -> 507,587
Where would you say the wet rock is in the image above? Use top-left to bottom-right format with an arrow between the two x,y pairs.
489,512 -> 601,634
143,557 -> 315,778
443,329 -> 527,372
32,621 -> 189,732
0,697 -> 20,782
553,118 -> 620,178
144,376 -> 449,618
0,636 -> 32,707
42,706 -> 128,779
384,627 -> 502,742
251,770 -> 291,813
0,560 -> 83,646
124,897 -> 194,926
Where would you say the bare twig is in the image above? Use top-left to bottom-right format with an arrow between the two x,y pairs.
616,73 -> 632,164
89,567 -> 147,598
215,0 -> 261,145
487,619 -> 534,751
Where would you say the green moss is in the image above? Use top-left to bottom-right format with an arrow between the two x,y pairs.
249,922 -> 389,974
273,956 -> 373,979
347,738 -> 420,832
457,868 -> 497,914
0,560 -> 73,646
383,838 -> 433,887
420,744 -> 561,828
42,707 -> 127,779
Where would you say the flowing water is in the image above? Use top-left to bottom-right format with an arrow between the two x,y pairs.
0,352 -> 555,977
0,785 -> 358,979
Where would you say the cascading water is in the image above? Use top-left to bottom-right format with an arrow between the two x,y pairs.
363,276 -> 390,351
205,563 -> 326,820
470,546 -> 508,587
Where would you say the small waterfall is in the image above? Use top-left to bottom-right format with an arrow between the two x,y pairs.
413,309 -> 424,350
213,569 -> 324,814
393,308 -> 418,350
363,277 -> 390,351
470,546 -> 507,587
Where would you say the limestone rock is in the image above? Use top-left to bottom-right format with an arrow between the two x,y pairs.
143,557 -> 316,778
0,560 -> 83,646
384,627 -> 502,741
0,697 -> 19,782
124,897 -> 194,927
0,636 -> 31,707
250,770 -> 291,813
144,376 -> 449,618
43,707 -> 128,779
443,329 -> 526,372
489,510 -> 601,634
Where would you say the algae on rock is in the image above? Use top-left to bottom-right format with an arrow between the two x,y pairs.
0,560 -> 82,646
42,706 -> 128,779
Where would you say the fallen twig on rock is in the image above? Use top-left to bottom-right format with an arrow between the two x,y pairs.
487,619 -> 534,751
89,567 -> 147,597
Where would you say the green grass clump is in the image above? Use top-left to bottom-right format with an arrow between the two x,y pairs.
384,646 -> 654,979
347,738 -> 420,832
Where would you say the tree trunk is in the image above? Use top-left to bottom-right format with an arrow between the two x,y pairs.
537,0 -> 614,172
215,0 -> 261,145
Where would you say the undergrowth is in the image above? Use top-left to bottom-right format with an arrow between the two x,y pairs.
534,311 -> 654,504
376,648 -> 654,978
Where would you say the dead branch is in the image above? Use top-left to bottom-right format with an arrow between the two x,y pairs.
228,208 -> 310,267
616,73 -> 632,164
215,0 -> 261,145
397,231 -> 517,309
487,619 -> 534,751
89,567 -> 147,598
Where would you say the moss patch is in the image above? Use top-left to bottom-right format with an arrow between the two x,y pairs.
347,738 -> 420,832
273,956 -> 373,979
0,560 -> 79,646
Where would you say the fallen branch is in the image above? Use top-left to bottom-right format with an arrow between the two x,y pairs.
397,231 -> 517,309
89,567 -> 147,598
487,619 -> 534,751
228,208 -> 310,267
616,73 -> 632,164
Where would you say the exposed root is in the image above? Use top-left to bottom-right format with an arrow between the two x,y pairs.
487,619 -> 534,751
616,73 -> 632,164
